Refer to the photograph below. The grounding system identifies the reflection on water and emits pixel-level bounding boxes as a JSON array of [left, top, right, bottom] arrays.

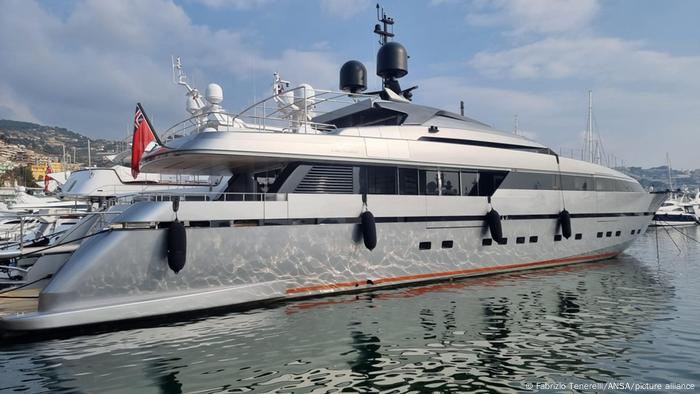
[[2, 228, 700, 393]]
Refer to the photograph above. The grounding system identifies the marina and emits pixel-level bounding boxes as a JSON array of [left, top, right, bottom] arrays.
[[0, 10, 667, 332], [1, 1, 699, 392]]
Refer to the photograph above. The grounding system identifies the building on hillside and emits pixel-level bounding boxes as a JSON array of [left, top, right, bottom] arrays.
[[30, 162, 65, 180]]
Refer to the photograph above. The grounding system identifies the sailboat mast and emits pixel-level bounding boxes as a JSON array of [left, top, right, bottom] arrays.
[[666, 152, 674, 191], [587, 90, 593, 163]]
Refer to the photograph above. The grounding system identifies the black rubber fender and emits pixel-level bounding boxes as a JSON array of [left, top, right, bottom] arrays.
[[560, 209, 572, 239], [167, 220, 187, 273], [361, 211, 377, 251], [486, 209, 503, 243]]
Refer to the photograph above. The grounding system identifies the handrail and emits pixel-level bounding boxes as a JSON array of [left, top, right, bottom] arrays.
[[128, 191, 289, 202], [161, 86, 377, 139]]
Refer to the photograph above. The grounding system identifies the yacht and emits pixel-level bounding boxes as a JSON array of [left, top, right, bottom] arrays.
[[6, 189, 85, 212], [0, 11, 667, 332], [59, 162, 227, 205], [651, 191, 700, 227]]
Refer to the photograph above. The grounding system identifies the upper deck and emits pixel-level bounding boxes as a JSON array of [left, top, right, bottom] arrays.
[[141, 85, 633, 182]]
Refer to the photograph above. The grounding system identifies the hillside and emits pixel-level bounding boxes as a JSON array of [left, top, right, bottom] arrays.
[[0, 119, 122, 166]]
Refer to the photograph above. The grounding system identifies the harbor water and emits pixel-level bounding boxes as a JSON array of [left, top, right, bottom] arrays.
[[1, 228, 699, 393]]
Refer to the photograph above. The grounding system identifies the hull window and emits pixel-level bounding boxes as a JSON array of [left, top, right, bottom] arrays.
[[460, 172, 479, 196], [501, 172, 556, 190], [419, 170, 440, 195], [561, 175, 594, 191], [399, 168, 419, 195], [478, 171, 508, 197], [363, 166, 398, 194], [440, 171, 460, 196]]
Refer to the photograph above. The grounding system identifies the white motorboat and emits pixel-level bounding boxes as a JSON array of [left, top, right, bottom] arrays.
[[6, 189, 86, 212], [651, 191, 700, 227], [59, 164, 227, 204], [0, 10, 667, 332]]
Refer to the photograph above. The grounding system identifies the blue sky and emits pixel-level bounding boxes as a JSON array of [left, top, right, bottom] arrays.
[[1, 0, 699, 168]]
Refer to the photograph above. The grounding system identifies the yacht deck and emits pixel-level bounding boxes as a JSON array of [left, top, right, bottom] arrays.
[[0, 288, 39, 318]]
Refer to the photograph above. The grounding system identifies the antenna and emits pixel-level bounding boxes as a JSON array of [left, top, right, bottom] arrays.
[[172, 56, 194, 92], [666, 152, 674, 191], [374, 4, 394, 46], [513, 114, 519, 135], [586, 90, 593, 162]]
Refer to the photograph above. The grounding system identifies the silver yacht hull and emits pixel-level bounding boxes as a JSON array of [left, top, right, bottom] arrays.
[[1, 196, 661, 332]]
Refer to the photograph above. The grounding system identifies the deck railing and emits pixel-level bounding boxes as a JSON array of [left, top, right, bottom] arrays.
[[113, 192, 288, 205], [160, 87, 376, 141]]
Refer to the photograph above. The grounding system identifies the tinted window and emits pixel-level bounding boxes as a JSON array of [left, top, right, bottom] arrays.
[[398, 168, 419, 195], [461, 172, 479, 196], [441, 171, 460, 195], [595, 178, 615, 191], [365, 166, 397, 194], [420, 170, 440, 195], [561, 175, 593, 191], [501, 172, 556, 190], [594, 177, 643, 192], [478, 171, 508, 196]]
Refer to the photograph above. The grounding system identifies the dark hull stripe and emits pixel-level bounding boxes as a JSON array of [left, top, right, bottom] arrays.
[[145, 212, 654, 229], [652, 214, 697, 222]]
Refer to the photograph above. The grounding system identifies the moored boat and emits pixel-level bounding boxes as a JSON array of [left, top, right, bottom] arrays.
[[0, 10, 667, 333]]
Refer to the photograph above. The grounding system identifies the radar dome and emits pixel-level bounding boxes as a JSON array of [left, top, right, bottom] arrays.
[[294, 83, 316, 105], [339, 60, 367, 93], [205, 83, 223, 104], [376, 41, 408, 80]]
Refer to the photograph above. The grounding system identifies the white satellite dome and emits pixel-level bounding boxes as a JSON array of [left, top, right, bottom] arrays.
[[205, 83, 223, 104], [294, 83, 315, 105]]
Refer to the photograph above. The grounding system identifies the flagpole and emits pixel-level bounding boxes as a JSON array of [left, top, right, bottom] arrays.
[[137, 102, 163, 145]]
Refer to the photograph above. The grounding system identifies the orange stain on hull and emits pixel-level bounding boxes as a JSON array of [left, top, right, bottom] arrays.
[[285, 252, 618, 295]]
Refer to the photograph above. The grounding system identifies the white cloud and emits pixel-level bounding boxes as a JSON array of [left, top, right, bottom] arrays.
[[415, 76, 557, 130], [466, 0, 599, 35], [0, 83, 40, 123], [470, 37, 700, 88], [191, 0, 275, 9], [319, 0, 372, 19], [0, 0, 340, 138]]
